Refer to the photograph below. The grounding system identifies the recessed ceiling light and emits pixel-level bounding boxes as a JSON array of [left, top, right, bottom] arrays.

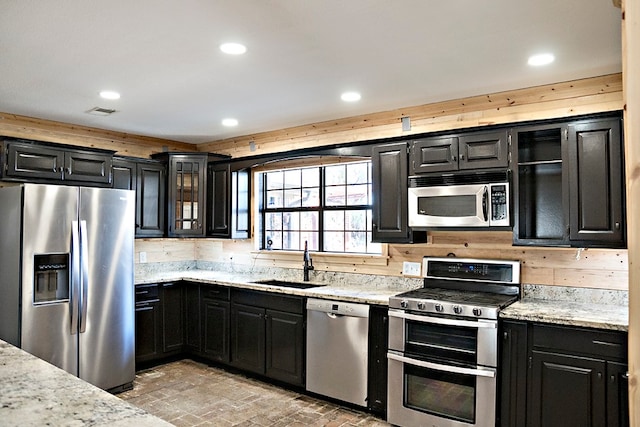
[[341, 91, 361, 102], [99, 90, 120, 100], [220, 43, 247, 55], [528, 53, 555, 67], [222, 118, 239, 127]]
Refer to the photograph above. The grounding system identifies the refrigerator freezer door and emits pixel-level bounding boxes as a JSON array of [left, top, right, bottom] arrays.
[[78, 187, 135, 390], [21, 184, 79, 376]]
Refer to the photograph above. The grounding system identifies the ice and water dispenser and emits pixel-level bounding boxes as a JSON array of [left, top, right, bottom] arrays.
[[33, 254, 69, 304]]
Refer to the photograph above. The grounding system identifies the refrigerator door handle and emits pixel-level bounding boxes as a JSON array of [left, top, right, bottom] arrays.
[[79, 220, 89, 334], [70, 221, 80, 335]]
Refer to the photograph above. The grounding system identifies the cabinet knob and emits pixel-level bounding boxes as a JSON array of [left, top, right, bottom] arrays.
[[615, 222, 621, 230], [597, 372, 603, 380]]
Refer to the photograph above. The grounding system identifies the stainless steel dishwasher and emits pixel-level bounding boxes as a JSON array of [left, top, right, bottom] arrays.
[[305, 298, 370, 407]]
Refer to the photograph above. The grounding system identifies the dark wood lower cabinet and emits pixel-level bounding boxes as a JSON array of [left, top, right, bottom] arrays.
[[134, 284, 161, 364], [230, 290, 305, 387], [231, 303, 266, 374], [367, 305, 388, 416], [202, 298, 230, 363], [528, 351, 606, 427], [265, 309, 304, 386], [499, 320, 629, 427], [160, 282, 184, 354]]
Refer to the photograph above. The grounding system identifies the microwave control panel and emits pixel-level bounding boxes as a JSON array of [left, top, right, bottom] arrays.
[[489, 184, 509, 226]]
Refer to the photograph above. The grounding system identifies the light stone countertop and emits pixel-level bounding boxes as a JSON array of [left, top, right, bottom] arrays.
[[135, 270, 408, 305], [136, 268, 630, 331], [0, 339, 173, 427], [500, 299, 628, 331]]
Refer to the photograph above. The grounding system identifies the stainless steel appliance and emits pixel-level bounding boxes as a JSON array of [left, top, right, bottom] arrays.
[[408, 172, 510, 228], [0, 183, 135, 392], [387, 257, 520, 427], [306, 298, 370, 406]]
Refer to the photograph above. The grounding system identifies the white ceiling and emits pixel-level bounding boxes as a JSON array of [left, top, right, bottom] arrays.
[[0, 0, 622, 145]]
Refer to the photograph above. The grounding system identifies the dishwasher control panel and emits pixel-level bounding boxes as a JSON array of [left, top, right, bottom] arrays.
[[306, 298, 370, 317]]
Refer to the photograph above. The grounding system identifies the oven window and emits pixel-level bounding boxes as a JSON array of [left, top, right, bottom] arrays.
[[405, 364, 476, 424], [406, 321, 477, 365], [417, 195, 476, 217]]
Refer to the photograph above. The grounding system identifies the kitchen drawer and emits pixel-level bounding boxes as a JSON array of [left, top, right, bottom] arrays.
[[135, 284, 159, 302], [232, 289, 304, 314], [201, 284, 230, 301], [531, 324, 626, 360]]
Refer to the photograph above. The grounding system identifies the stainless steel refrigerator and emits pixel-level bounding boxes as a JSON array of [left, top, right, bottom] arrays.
[[0, 183, 135, 392]]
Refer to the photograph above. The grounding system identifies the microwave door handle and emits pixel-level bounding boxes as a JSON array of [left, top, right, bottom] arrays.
[[387, 352, 496, 378], [482, 186, 488, 222]]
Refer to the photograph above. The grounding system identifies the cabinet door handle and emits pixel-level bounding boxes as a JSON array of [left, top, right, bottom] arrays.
[[615, 222, 621, 230], [597, 372, 603, 380]]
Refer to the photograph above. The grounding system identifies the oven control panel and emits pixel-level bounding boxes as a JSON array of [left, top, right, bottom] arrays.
[[391, 298, 501, 320]]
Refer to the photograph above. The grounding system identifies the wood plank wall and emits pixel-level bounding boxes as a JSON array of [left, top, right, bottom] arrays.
[[0, 74, 628, 290], [621, 0, 639, 422], [197, 74, 623, 158], [0, 112, 195, 158]]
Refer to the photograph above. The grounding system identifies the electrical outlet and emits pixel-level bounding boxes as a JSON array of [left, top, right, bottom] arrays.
[[402, 261, 421, 276], [139, 251, 147, 263]]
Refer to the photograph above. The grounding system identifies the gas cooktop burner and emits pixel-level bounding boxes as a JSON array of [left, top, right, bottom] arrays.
[[389, 257, 521, 320]]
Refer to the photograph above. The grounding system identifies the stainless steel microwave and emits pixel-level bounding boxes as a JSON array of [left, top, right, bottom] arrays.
[[408, 180, 510, 228]]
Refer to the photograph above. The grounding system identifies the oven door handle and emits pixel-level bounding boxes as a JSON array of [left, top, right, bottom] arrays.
[[388, 310, 496, 329], [387, 352, 496, 378]]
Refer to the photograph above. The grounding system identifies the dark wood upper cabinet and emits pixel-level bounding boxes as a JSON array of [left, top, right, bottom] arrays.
[[152, 153, 208, 237], [136, 161, 166, 237], [113, 157, 165, 238], [207, 162, 250, 239], [371, 142, 410, 243], [568, 118, 624, 245], [513, 114, 625, 248], [409, 130, 508, 175], [2, 139, 113, 185], [207, 162, 230, 236]]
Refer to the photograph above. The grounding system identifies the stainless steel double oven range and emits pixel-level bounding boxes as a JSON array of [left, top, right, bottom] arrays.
[[387, 257, 520, 427]]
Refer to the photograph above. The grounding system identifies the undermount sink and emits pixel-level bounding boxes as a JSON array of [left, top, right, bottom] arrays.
[[250, 279, 325, 289]]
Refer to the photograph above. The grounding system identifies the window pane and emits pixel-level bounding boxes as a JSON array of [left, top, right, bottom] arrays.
[[345, 210, 367, 231], [283, 212, 299, 232], [300, 211, 319, 231], [325, 185, 346, 206], [301, 231, 319, 251], [267, 231, 282, 249], [323, 231, 344, 252], [266, 171, 283, 190], [283, 232, 300, 250], [347, 184, 369, 205], [302, 188, 320, 207], [266, 190, 283, 208], [265, 212, 282, 230], [325, 164, 346, 186], [284, 189, 301, 208], [284, 169, 301, 189], [324, 211, 344, 231], [302, 167, 320, 188], [346, 231, 367, 253], [347, 162, 369, 184]]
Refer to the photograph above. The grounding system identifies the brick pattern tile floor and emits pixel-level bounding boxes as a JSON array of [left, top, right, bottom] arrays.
[[118, 359, 391, 427]]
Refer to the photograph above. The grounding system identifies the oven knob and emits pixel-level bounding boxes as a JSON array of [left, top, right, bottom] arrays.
[[473, 308, 482, 317], [417, 302, 426, 310], [435, 304, 444, 312], [400, 300, 409, 309], [453, 305, 463, 314]]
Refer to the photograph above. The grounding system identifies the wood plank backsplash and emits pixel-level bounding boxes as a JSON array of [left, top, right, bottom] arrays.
[[136, 234, 629, 291]]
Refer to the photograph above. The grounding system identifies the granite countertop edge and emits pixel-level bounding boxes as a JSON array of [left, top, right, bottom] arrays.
[[0, 340, 172, 427], [137, 270, 630, 331], [500, 299, 629, 331], [135, 270, 403, 305]]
